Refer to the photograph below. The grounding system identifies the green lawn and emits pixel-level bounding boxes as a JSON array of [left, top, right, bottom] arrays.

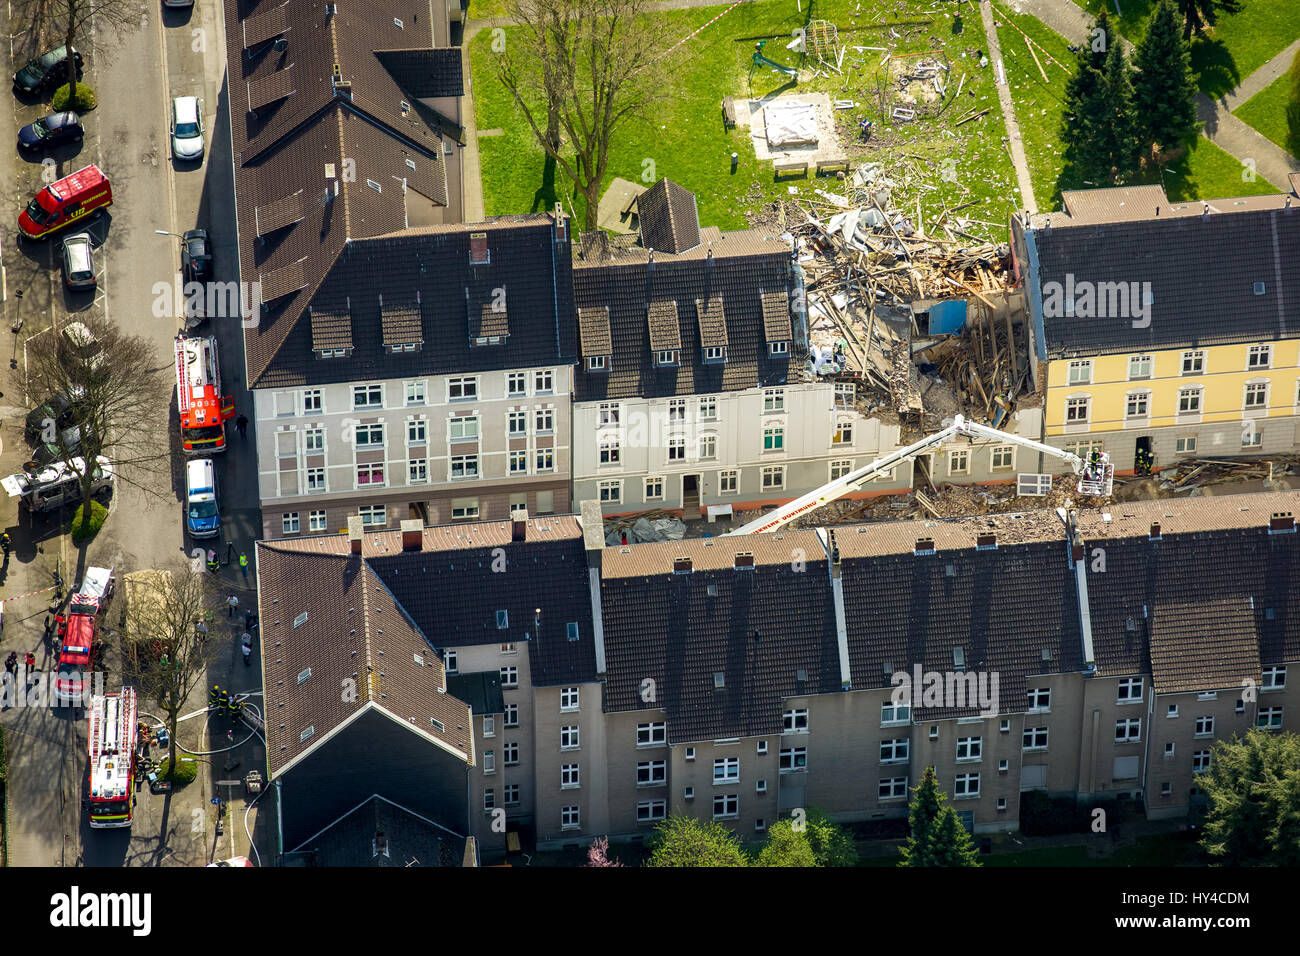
[[1234, 68, 1300, 157], [471, 0, 1023, 232], [1079, 0, 1300, 98], [467, 0, 512, 20]]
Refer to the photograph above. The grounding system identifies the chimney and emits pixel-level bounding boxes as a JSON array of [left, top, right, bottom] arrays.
[[1149, 522, 1161, 541], [579, 500, 607, 675], [511, 507, 529, 542], [347, 516, 364, 555], [976, 532, 997, 550], [915, 537, 935, 555], [734, 552, 755, 570], [400, 518, 422, 551], [1155, 205, 1160, 216], [1202, 201, 1210, 216], [554, 202, 568, 243], [647, 249, 655, 272], [1286, 195, 1293, 210], [673, 556, 693, 574], [1269, 511, 1295, 533], [470, 232, 488, 265]]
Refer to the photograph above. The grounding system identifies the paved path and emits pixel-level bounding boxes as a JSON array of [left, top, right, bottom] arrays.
[[1011, 0, 1299, 191], [978, 1, 1039, 213]]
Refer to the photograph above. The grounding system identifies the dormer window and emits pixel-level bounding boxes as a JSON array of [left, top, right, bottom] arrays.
[[703, 346, 727, 364], [656, 350, 679, 367], [316, 347, 352, 359], [388, 342, 420, 353], [473, 336, 503, 347], [587, 355, 608, 372], [469, 232, 490, 265], [769, 340, 790, 356]]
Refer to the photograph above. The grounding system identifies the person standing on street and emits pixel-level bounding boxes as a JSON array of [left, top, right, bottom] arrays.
[[24, 652, 36, 672], [235, 414, 249, 439], [238, 553, 249, 582], [227, 594, 239, 618]]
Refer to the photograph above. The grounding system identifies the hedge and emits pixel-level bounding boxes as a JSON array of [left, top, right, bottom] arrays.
[[70, 500, 107, 543], [51, 82, 96, 112]]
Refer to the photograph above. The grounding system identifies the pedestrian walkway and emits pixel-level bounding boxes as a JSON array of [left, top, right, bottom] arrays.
[[978, 0, 1038, 213]]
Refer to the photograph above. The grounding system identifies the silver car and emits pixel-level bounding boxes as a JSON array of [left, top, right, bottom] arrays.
[[170, 95, 204, 161], [60, 232, 95, 290]]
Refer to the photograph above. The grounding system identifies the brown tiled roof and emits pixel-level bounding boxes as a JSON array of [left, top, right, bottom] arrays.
[[695, 295, 728, 348], [380, 294, 422, 347], [647, 300, 680, 351], [260, 257, 308, 304], [248, 66, 296, 112], [577, 306, 611, 356], [241, 1, 288, 48], [637, 178, 702, 254], [253, 190, 303, 237], [257, 547, 473, 778], [1148, 598, 1261, 694], [761, 289, 792, 341], [309, 302, 352, 351], [375, 48, 464, 99]]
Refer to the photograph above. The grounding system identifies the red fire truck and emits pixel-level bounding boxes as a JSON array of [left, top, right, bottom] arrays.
[[19, 164, 112, 240], [175, 335, 234, 454], [87, 686, 137, 829]]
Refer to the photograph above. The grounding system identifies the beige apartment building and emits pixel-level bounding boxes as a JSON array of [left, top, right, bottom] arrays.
[[260, 492, 1300, 855]]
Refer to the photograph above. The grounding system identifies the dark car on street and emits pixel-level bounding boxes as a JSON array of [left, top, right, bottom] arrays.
[[13, 46, 83, 95], [181, 228, 212, 283], [17, 111, 83, 152], [24, 389, 83, 443]]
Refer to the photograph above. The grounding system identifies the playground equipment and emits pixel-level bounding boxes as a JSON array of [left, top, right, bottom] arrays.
[[752, 40, 797, 79]]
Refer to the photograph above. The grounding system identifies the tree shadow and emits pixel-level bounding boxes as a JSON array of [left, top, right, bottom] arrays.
[[1190, 36, 1240, 101], [529, 154, 559, 213], [1287, 97, 1300, 158]]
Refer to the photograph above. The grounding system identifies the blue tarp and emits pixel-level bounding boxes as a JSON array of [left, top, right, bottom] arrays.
[[928, 299, 968, 335]]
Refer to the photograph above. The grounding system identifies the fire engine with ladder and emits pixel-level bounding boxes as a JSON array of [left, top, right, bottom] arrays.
[[727, 414, 1114, 536], [87, 686, 137, 829], [175, 335, 234, 454]]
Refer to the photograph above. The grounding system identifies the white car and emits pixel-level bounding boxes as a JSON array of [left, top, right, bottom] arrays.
[[170, 96, 204, 161]]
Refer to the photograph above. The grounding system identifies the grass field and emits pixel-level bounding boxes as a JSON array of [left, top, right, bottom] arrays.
[[471, 0, 1023, 231], [1234, 68, 1300, 157]]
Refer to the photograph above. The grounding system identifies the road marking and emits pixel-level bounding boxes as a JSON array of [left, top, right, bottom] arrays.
[[155, 6, 181, 261]]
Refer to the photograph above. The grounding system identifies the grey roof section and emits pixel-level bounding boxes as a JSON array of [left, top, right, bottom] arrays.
[[446, 672, 506, 716], [375, 48, 464, 99], [637, 178, 702, 254], [286, 794, 467, 867]]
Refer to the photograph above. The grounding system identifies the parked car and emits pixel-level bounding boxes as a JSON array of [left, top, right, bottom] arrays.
[[18, 164, 111, 240], [24, 389, 84, 443], [181, 228, 212, 283], [59, 321, 104, 371], [17, 111, 83, 152], [170, 96, 204, 161], [185, 458, 221, 538], [30, 421, 92, 467], [60, 232, 96, 290], [12, 46, 83, 95], [0, 456, 113, 513]]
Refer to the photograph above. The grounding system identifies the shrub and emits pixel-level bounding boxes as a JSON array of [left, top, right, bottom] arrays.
[[158, 755, 198, 786], [51, 82, 96, 112], [70, 500, 107, 543]]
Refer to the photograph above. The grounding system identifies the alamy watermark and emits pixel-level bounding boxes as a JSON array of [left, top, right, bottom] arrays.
[[151, 275, 261, 327], [1041, 274, 1152, 329], [1, 667, 103, 710], [890, 666, 1000, 717]]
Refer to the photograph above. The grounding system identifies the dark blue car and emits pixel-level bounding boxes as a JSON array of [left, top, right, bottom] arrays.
[[18, 111, 83, 152]]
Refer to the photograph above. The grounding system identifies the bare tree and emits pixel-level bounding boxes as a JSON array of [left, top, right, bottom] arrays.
[[13, 0, 139, 99], [496, 0, 669, 231], [122, 564, 220, 780], [25, 313, 170, 529]]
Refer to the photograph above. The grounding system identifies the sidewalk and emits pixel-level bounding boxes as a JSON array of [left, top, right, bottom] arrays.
[[978, 0, 1038, 213]]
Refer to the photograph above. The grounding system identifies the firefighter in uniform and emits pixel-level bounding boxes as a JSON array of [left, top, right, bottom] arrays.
[[209, 684, 221, 709]]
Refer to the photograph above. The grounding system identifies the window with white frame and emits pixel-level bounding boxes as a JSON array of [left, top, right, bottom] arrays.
[[305, 426, 324, 452], [1243, 425, 1262, 448], [637, 722, 666, 746], [560, 687, 579, 712], [697, 433, 717, 459], [763, 426, 784, 452], [536, 449, 555, 471], [712, 794, 738, 819], [879, 777, 908, 800], [504, 704, 519, 728], [352, 384, 383, 409], [448, 377, 478, 401], [783, 709, 808, 732], [1263, 665, 1286, 690], [504, 784, 520, 806], [1245, 382, 1268, 409], [308, 510, 327, 532], [561, 764, 580, 789], [1128, 355, 1153, 380], [483, 789, 495, 811], [833, 419, 853, 445], [483, 716, 495, 738], [655, 350, 679, 367], [586, 355, 607, 372], [835, 383, 855, 407], [1115, 718, 1141, 742], [406, 419, 427, 445], [880, 739, 909, 764], [1195, 716, 1214, 737], [757, 741, 768, 755], [881, 701, 910, 725], [354, 423, 384, 448], [1181, 350, 1204, 375], [507, 373, 526, 397], [1248, 344, 1272, 370], [449, 416, 478, 441], [1027, 688, 1050, 712], [719, 470, 738, 495], [1065, 440, 1103, 460], [508, 451, 527, 475], [1177, 387, 1202, 415], [535, 408, 554, 433], [358, 505, 386, 527], [561, 805, 580, 829], [645, 476, 664, 500], [405, 380, 426, 405], [450, 455, 479, 480], [1192, 751, 1212, 773], [1117, 678, 1143, 702], [1023, 727, 1048, 750], [1066, 396, 1090, 423], [451, 498, 479, 520], [991, 445, 1014, 471], [699, 396, 718, 420], [667, 436, 685, 461], [282, 513, 299, 534], [761, 466, 785, 490], [599, 438, 621, 465], [1176, 436, 1197, 454], [1067, 360, 1092, 385], [561, 725, 580, 750], [949, 449, 969, 475], [598, 480, 622, 504], [503, 741, 519, 765], [763, 388, 785, 413], [306, 468, 325, 491], [507, 410, 527, 436], [954, 773, 980, 798], [956, 736, 982, 760], [302, 388, 322, 414], [535, 369, 554, 394], [500, 666, 518, 688], [356, 463, 385, 487], [830, 459, 853, 481], [483, 751, 496, 774], [703, 346, 726, 362], [443, 649, 458, 673], [637, 800, 667, 822], [713, 757, 740, 783], [598, 402, 620, 426], [637, 761, 666, 785], [779, 747, 807, 772], [1257, 706, 1283, 729], [1125, 391, 1149, 418]]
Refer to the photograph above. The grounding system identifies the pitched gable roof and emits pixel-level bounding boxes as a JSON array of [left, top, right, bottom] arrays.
[[1148, 598, 1260, 694], [637, 178, 701, 254]]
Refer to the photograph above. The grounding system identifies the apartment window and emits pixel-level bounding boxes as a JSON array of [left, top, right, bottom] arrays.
[[1192, 751, 1212, 773], [655, 350, 679, 367], [718, 470, 738, 495], [536, 449, 554, 472], [308, 510, 327, 532], [356, 463, 385, 486], [703, 346, 726, 362], [1257, 706, 1283, 730], [880, 739, 909, 764], [1172, 386, 1202, 415], [507, 373, 526, 397], [535, 408, 554, 433], [498, 450, 523, 476], [713, 757, 740, 784], [1117, 677, 1143, 703], [637, 722, 666, 746], [1000, 720, 1010, 733], [354, 423, 384, 448], [1181, 350, 1204, 375], [763, 426, 784, 452], [598, 480, 622, 504], [560, 687, 580, 712], [358, 505, 386, 527], [500, 641, 516, 654], [881, 702, 910, 726], [954, 773, 980, 798], [1244, 382, 1268, 409], [832, 419, 853, 445], [483, 789, 495, 811], [645, 476, 665, 501], [483, 717, 495, 738], [1066, 396, 1090, 423], [504, 704, 519, 728], [879, 777, 908, 800], [712, 794, 739, 819], [779, 747, 807, 773], [281, 513, 299, 535], [504, 784, 520, 806], [1115, 718, 1142, 743], [991, 445, 1014, 471], [1248, 344, 1272, 370], [302, 389, 322, 414], [443, 649, 458, 674], [948, 449, 969, 475], [503, 742, 519, 765], [666, 399, 687, 423], [830, 459, 853, 481], [598, 402, 620, 427], [561, 764, 580, 789], [483, 751, 496, 774], [496, 608, 509, 630], [666, 436, 685, 462], [450, 455, 479, 480], [1065, 440, 1103, 460], [560, 726, 580, 750], [755, 780, 768, 794], [1023, 727, 1048, 751], [599, 438, 621, 466], [955, 736, 982, 761], [783, 709, 808, 733], [761, 466, 785, 491], [1067, 360, 1092, 385], [1125, 391, 1149, 419], [449, 416, 478, 441], [405, 380, 426, 405], [1263, 665, 1287, 690], [533, 369, 554, 394], [450, 498, 480, 520], [304, 426, 324, 452], [685, 748, 695, 761], [698, 434, 718, 460], [352, 384, 383, 409], [500, 666, 518, 688], [763, 388, 785, 413], [1128, 354, 1153, 380], [448, 377, 478, 401], [1164, 742, 1175, 757], [561, 806, 580, 829], [1243, 427, 1263, 448], [699, 396, 718, 421], [756, 740, 768, 755], [637, 800, 667, 822], [1176, 436, 1197, 455], [1193, 716, 1215, 738], [637, 761, 666, 785], [306, 467, 325, 492], [1167, 704, 1180, 718], [586, 356, 607, 372]]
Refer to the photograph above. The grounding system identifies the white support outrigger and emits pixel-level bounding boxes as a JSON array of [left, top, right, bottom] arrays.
[[727, 414, 1113, 536]]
